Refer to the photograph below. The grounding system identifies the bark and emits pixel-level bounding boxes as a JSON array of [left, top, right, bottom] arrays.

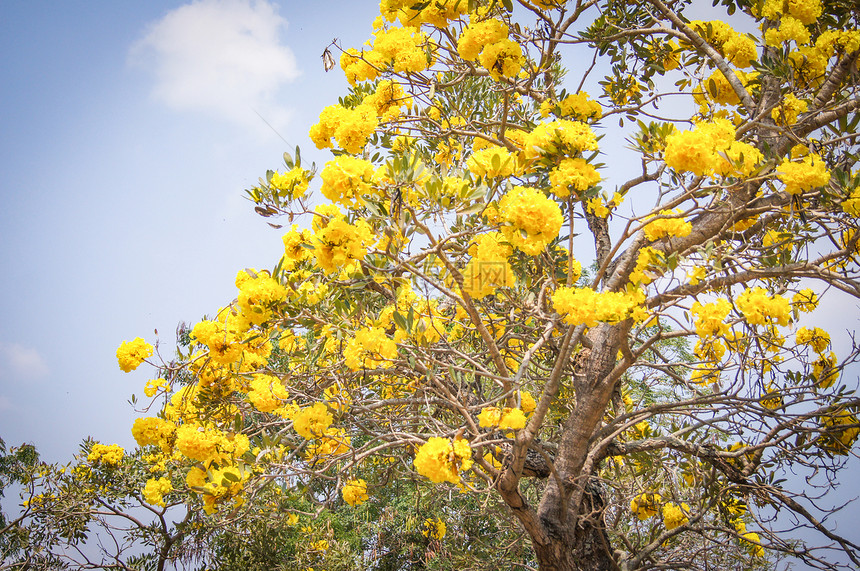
[[504, 323, 625, 571]]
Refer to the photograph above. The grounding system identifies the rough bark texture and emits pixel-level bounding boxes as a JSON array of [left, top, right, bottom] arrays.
[[517, 323, 624, 570]]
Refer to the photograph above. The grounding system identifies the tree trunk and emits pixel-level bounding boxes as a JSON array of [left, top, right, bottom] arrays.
[[532, 478, 616, 571], [526, 323, 626, 570]]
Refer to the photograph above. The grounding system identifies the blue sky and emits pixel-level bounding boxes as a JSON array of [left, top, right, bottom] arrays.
[[0, 0, 379, 462]]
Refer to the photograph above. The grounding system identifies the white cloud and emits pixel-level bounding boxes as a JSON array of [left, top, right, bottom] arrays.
[[130, 0, 300, 127], [0, 343, 49, 380]]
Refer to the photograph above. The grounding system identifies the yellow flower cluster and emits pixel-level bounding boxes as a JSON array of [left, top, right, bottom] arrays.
[[818, 408, 859, 455], [458, 19, 508, 62], [552, 287, 641, 327], [759, 0, 823, 25], [340, 48, 384, 85], [143, 476, 173, 508], [237, 270, 288, 326], [736, 287, 791, 326], [796, 327, 830, 353], [701, 68, 757, 106], [310, 208, 375, 273], [643, 210, 693, 241], [131, 417, 175, 452], [776, 154, 830, 195], [319, 156, 375, 207], [247, 374, 290, 415], [343, 326, 398, 371], [586, 192, 623, 218], [306, 427, 351, 460], [175, 424, 249, 465], [689, 20, 758, 68], [116, 337, 153, 373], [662, 502, 690, 530], [372, 26, 430, 73], [381, 0, 467, 28], [630, 492, 662, 520], [477, 406, 527, 430], [765, 16, 811, 46], [187, 464, 248, 514], [479, 38, 524, 81], [87, 443, 124, 466], [270, 166, 312, 200], [466, 146, 518, 179], [742, 531, 766, 557], [341, 478, 369, 507], [549, 157, 601, 197], [293, 402, 334, 440], [524, 119, 599, 160], [191, 319, 241, 365], [144, 378, 169, 397], [461, 232, 515, 299], [310, 103, 378, 154], [363, 79, 412, 121], [663, 118, 743, 177], [282, 226, 314, 270], [413, 437, 472, 484], [690, 299, 732, 337], [771, 93, 808, 125], [792, 288, 819, 312], [812, 349, 839, 388], [422, 517, 447, 539], [540, 92, 603, 121], [498, 186, 563, 255]]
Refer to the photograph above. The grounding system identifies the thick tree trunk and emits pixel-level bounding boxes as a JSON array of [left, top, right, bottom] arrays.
[[532, 478, 615, 571], [520, 323, 626, 570]]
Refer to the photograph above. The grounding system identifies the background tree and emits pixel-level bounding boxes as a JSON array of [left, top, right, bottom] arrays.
[[5, 0, 860, 569]]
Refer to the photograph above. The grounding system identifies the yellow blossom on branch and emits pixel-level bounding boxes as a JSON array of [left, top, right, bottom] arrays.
[[116, 337, 153, 373], [413, 437, 472, 484]]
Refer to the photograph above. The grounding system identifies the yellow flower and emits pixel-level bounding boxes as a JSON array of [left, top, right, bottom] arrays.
[[742, 531, 765, 557], [143, 477, 172, 508], [777, 154, 830, 195], [87, 443, 124, 466], [643, 210, 692, 241], [662, 502, 689, 530], [795, 327, 830, 353], [630, 492, 661, 520], [498, 186, 563, 256], [690, 299, 732, 337], [550, 158, 601, 197], [116, 337, 153, 373], [736, 287, 791, 326], [818, 408, 859, 455], [131, 417, 175, 452], [144, 378, 169, 398], [478, 406, 527, 430], [792, 288, 818, 312], [342, 479, 369, 507], [344, 326, 398, 371], [478, 38, 523, 81], [293, 403, 334, 440], [458, 19, 508, 61], [320, 156, 376, 207], [414, 437, 472, 484], [269, 166, 312, 200], [422, 517, 447, 539]]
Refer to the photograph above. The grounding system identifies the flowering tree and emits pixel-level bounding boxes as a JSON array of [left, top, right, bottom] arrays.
[[6, 0, 860, 569]]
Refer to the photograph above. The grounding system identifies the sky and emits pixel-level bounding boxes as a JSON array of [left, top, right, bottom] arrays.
[[1, 0, 859, 559], [0, 0, 380, 462]]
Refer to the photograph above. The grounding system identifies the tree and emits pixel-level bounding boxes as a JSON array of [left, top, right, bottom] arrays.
[[5, 0, 860, 569]]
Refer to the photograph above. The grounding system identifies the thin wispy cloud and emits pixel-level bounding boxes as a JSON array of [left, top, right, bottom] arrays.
[[130, 0, 300, 128], [0, 343, 49, 380]]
